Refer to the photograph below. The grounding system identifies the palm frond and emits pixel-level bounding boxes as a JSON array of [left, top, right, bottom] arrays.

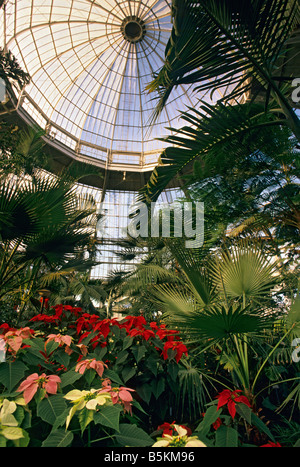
[[148, 0, 300, 118], [209, 240, 280, 302], [165, 303, 274, 344], [139, 101, 285, 203]]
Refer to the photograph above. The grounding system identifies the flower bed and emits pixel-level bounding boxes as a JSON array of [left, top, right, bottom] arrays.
[[0, 305, 286, 447]]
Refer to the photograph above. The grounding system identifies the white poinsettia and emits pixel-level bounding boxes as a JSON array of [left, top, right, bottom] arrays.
[[0, 399, 24, 442], [152, 424, 206, 447], [64, 388, 111, 428]]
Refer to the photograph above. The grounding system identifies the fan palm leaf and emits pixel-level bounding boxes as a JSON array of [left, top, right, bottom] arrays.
[[0, 172, 98, 302], [163, 304, 274, 360], [209, 240, 280, 304]]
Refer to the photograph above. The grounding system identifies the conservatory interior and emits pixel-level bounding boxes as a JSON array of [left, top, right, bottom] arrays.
[[0, 0, 299, 448]]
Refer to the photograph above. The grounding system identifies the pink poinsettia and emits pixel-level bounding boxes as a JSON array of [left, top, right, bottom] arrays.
[[0, 327, 34, 354], [76, 343, 89, 356], [75, 358, 107, 378], [100, 379, 135, 414], [17, 373, 61, 404], [45, 333, 73, 354]]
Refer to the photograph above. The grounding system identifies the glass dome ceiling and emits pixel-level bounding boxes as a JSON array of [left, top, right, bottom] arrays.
[[1, 0, 213, 170]]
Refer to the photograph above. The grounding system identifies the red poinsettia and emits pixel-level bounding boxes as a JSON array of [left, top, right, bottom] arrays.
[[216, 389, 251, 419], [123, 315, 147, 331], [260, 441, 282, 447], [128, 327, 155, 341], [156, 324, 180, 340], [162, 340, 188, 363]]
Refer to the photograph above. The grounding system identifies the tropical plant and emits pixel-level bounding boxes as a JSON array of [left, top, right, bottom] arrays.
[[0, 302, 296, 447], [0, 171, 99, 321], [148, 0, 300, 134], [49, 272, 107, 314], [141, 0, 300, 202], [185, 124, 300, 245], [0, 47, 30, 93], [115, 235, 299, 402]]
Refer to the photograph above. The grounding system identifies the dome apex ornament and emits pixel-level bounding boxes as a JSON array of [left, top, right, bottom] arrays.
[[121, 16, 146, 43]]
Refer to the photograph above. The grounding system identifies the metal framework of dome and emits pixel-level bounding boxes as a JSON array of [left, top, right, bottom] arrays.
[[0, 0, 228, 279], [0, 0, 219, 172]]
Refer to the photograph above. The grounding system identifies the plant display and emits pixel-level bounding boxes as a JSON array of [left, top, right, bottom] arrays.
[[0, 304, 190, 447], [0, 0, 299, 450], [0, 297, 298, 447]]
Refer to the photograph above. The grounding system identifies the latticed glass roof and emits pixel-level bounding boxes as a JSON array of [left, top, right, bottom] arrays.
[[0, 0, 217, 169], [0, 0, 230, 278]]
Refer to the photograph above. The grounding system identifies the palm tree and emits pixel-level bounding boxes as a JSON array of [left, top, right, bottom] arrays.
[[0, 47, 30, 93], [48, 271, 107, 313], [185, 122, 299, 244], [0, 171, 99, 320], [0, 124, 49, 175], [148, 0, 300, 133], [146, 238, 300, 409], [120, 236, 283, 393], [141, 0, 300, 202]]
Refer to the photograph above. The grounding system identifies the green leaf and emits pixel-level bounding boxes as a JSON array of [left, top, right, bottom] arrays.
[[132, 345, 146, 363], [131, 400, 148, 415], [167, 361, 179, 381], [122, 335, 133, 350], [42, 429, 74, 447], [215, 425, 239, 447], [94, 405, 122, 432], [0, 361, 28, 392], [94, 346, 107, 361], [103, 369, 124, 385], [0, 435, 6, 447], [115, 424, 154, 447], [37, 394, 67, 425], [151, 377, 165, 399], [54, 350, 70, 368], [23, 337, 45, 353], [250, 412, 275, 442], [13, 405, 25, 426], [115, 350, 129, 365], [121, 366, 136, 383], [236, 403, 252, 424], [45, 340, 59, 355], [52, 408, 70, 431], [60, 369, 82, 388], [78, 408, 94, 434], [195, 405, 220, 436], [136, 384, 152, 405]]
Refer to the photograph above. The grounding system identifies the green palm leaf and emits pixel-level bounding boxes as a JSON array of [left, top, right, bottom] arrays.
[[209, 240, 280, 302], [139, 101, 285, 202], [165, 303, 273, 343], [149, 0, 300, 123]]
